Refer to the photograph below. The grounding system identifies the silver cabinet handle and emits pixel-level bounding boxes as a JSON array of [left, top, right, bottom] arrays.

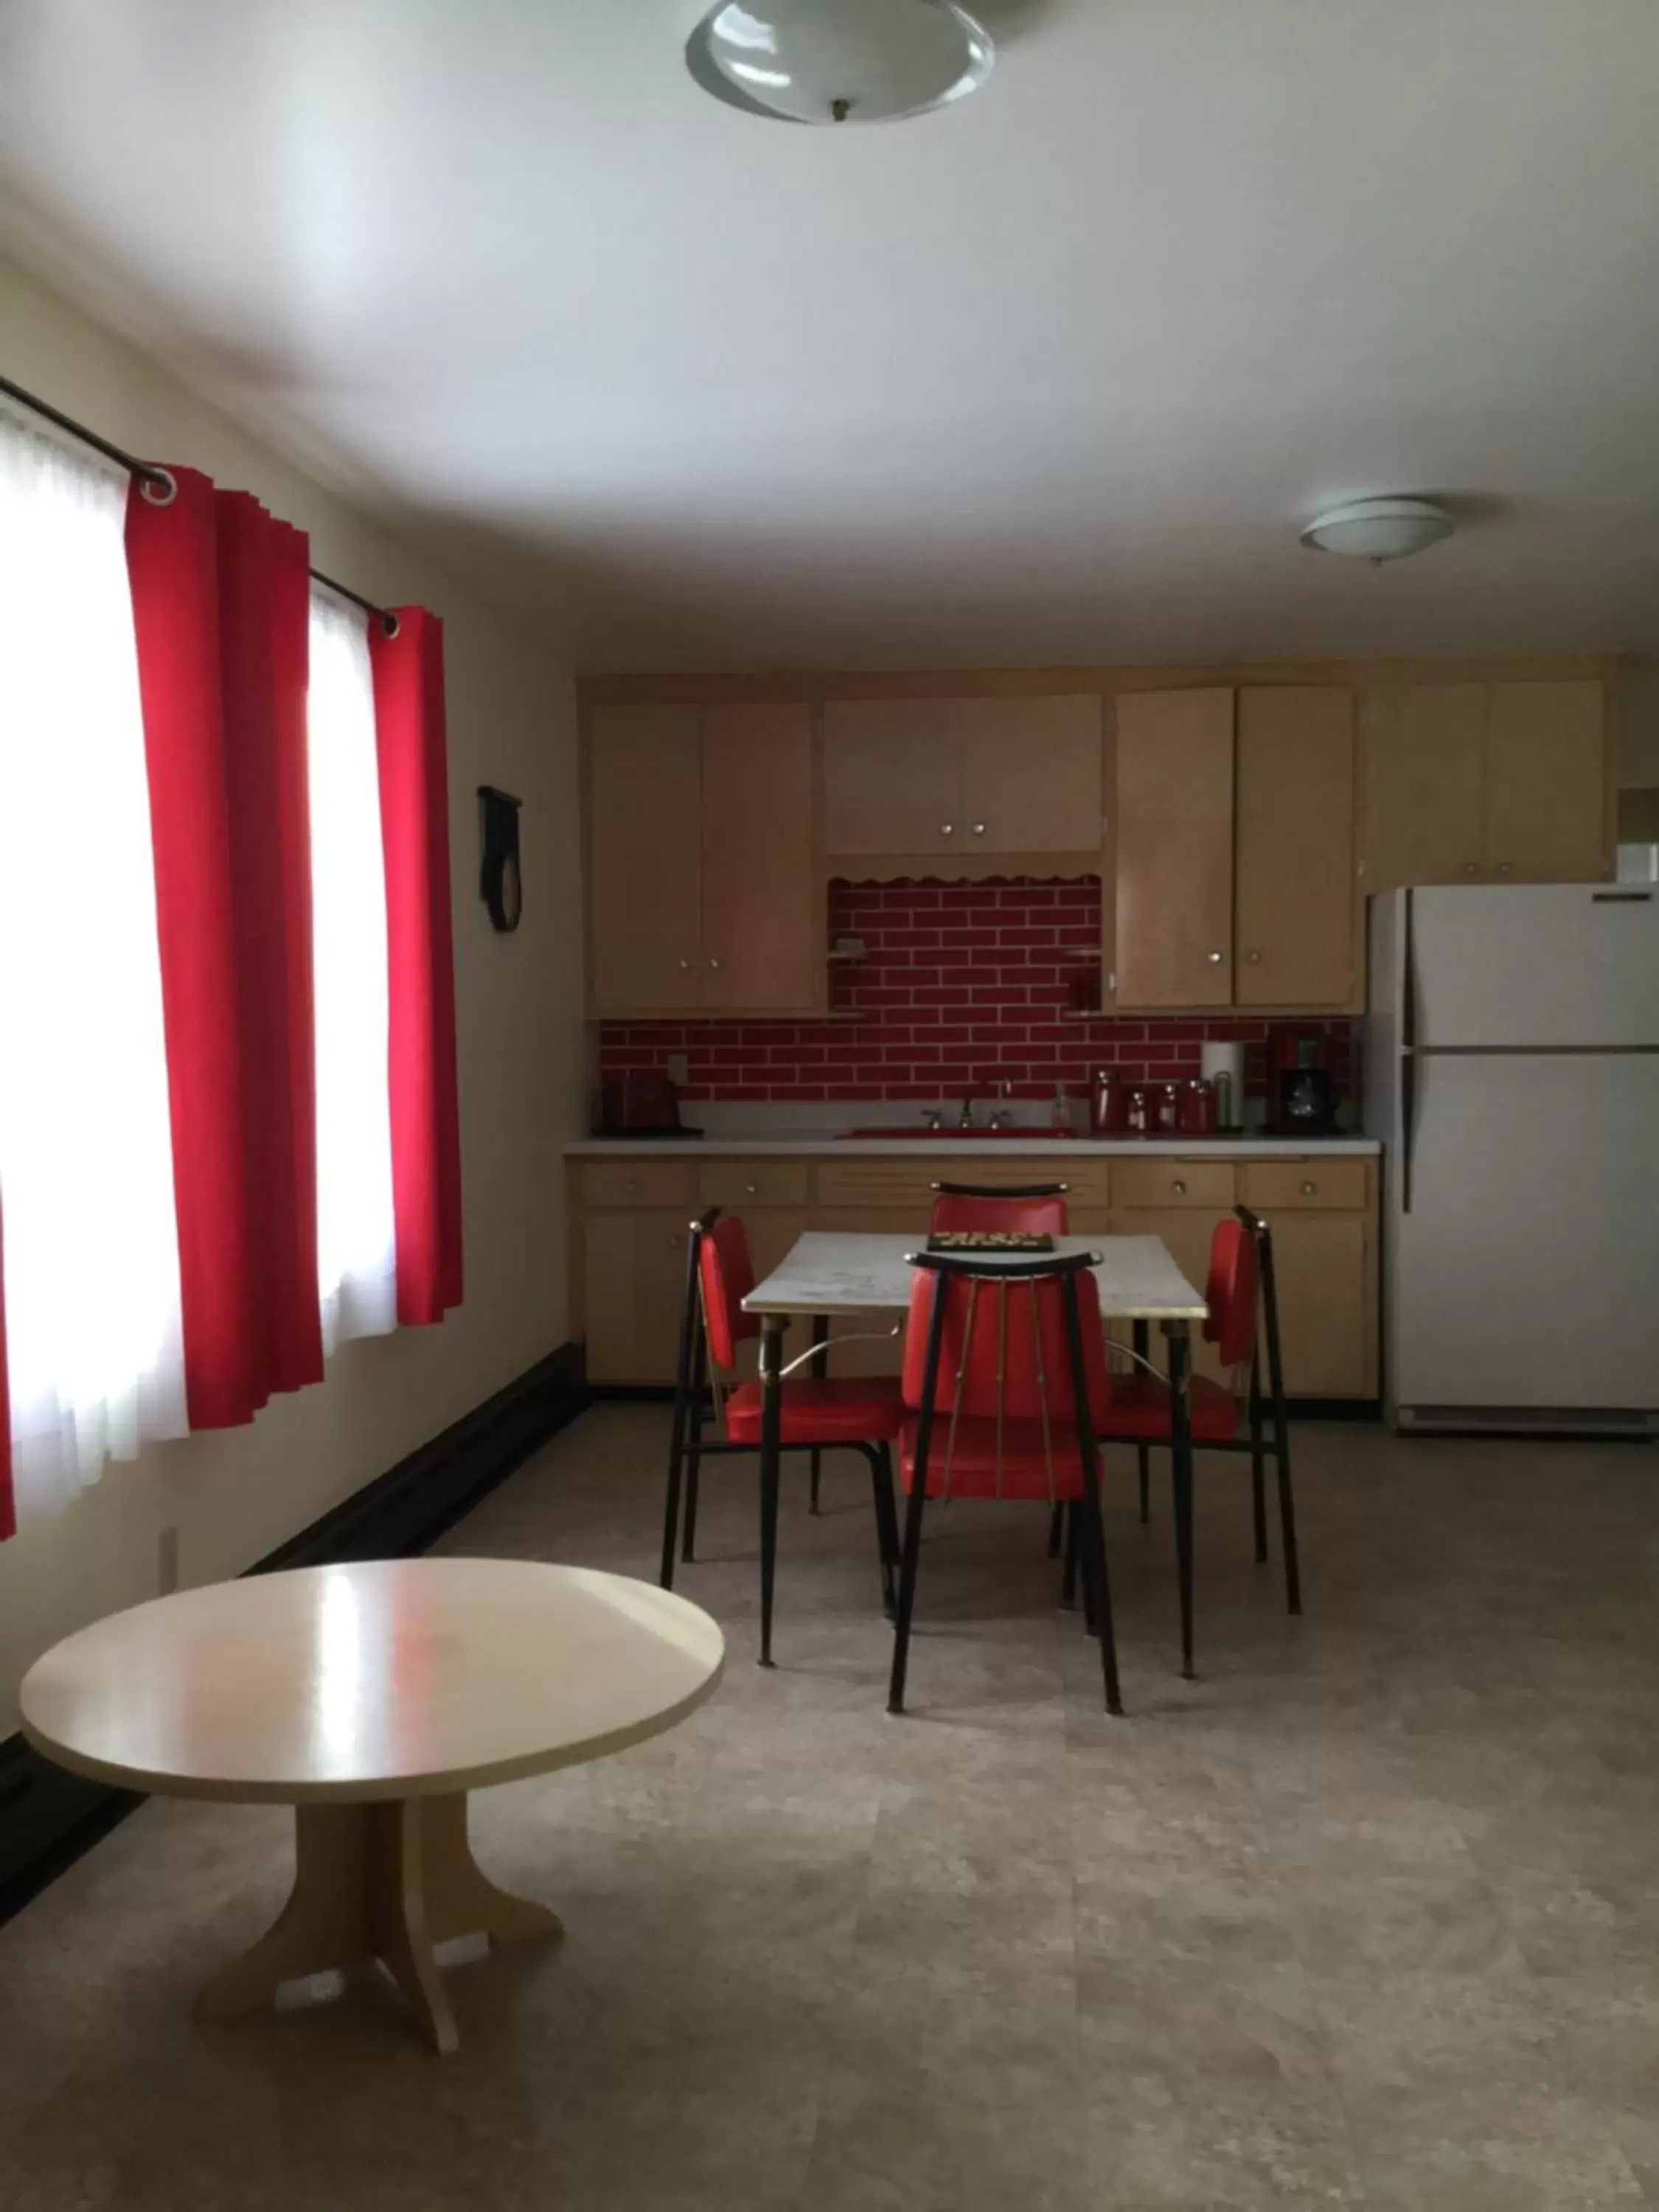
[[678, 958, 692, 970], [1245, 949, 1262, 964], [972, 821, 987, 836], [1497, 861, 1514, 876], [1206, 950, 1224, 964], [1171, 1178, 1187, 1195], [1300, 1180, 1317, 1196], [709, 957, 723, 970], [1461, 861, 1480, 877], [940, 823, 955, 836], [745, 1182, 758, 1195]]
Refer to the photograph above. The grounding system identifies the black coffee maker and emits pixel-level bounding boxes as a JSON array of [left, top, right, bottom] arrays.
[[1268, 1028, 1339, 1136]]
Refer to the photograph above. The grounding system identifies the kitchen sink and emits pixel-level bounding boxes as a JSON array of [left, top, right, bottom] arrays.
[[844, 1126, 1078, 1140]]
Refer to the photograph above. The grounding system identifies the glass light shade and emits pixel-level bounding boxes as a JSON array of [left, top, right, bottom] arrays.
[[687, 0, 993, 125], [1301, 497, 1455, 562]]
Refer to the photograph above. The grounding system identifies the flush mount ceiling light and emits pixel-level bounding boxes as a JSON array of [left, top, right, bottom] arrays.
[[686, 0, 993, 125], [1301, 496, 1456, 564]]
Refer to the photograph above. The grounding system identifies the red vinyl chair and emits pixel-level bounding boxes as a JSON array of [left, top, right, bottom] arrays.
[[928, 1180, 1071, 1235], [1097, 1205, 1302, 1617], [660, 1209, 903, 1624], [890, 1248, 1122, 1717]]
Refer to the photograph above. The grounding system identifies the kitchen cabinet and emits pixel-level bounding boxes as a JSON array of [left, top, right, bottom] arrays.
[[821, 695, 1102, 858], [1360, 681, 1610, 896], [587, 701, 817, 1015], [1484, 681, 1609, 881], [1114, 689, 1236, 1007], [587, 706, 704, 1013], [571, 1151, 1377, 1401], [1234, 688, 1357, 1008]]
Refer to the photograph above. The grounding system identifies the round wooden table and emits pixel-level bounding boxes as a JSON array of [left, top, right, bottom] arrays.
[[19, 1558, 725, 2053]]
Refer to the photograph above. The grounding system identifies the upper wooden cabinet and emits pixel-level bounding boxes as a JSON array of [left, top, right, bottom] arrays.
[[1234, 687, 1356, 1009], [1360, 679, 1610, 897], [822, 695, 1102, 857], [1114, 689, 1236, 1008], [1483, 681, 1609, 881], [586, 702, 817, 1016]]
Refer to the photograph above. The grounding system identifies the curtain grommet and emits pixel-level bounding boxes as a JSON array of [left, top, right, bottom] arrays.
[[139, 467, 178, 508], [381, 611, 400, 639]]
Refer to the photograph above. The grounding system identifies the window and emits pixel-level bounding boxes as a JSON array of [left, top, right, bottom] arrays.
[[307, 587, 398, 1353], [0, 411, 187, 1514]]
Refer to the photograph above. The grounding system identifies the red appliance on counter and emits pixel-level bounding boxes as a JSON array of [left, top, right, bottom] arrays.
[[1268, 1028, 1340, 1136], [596, 1069, 698, 1138]]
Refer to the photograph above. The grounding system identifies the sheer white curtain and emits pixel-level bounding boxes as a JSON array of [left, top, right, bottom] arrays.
[[0, 411, 188, 1516], [307, 586, 397, 1354]]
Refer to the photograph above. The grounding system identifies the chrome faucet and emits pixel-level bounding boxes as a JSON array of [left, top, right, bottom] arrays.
[[956, 1079, 986, 1130]]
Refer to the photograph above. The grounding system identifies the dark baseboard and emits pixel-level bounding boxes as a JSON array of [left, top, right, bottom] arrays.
[[0, 1341, 588, 1932], [590, 1382, 1382, 1425]]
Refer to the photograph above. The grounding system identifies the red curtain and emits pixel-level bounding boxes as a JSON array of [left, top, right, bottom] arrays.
[[125, 469, 324, 1427], [370, 609, 463, 1324]]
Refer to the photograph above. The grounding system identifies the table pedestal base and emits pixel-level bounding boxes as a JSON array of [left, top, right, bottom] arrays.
[[195, 1792, 561, 2054]]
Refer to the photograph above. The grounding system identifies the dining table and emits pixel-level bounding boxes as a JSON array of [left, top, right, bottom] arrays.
[[740, 1231, 1209, 1677]]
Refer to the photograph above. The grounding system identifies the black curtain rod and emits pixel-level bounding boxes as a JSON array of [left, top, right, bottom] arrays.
[[0, 369, 399, 637]]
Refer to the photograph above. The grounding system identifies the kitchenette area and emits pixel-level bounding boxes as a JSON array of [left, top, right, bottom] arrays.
[[569, 665, 1649, 1430]]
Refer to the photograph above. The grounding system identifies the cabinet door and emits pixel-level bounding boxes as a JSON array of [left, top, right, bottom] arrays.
[[1235, 688, 1356, 1007], [1359, 685, 1486, 894], [1114, 689, 1235, 1007], [582, 1208, 692, 1384], [588, 706, 703, 1012], [700, 704, 817, 1009], [1484, 681, 1609, 882], [1262, 1213, 1369, 1398], [822, 700, 961, 855], [956, 696, 1104, 853]]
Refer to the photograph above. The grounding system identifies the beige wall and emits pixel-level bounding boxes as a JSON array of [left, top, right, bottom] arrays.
[[0, 257, 586, 1731]]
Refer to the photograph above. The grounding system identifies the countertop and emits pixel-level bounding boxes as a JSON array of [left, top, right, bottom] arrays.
[[569, 1133, 1380, 1159]]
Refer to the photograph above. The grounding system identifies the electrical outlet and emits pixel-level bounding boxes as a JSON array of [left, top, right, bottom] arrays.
[[157, 1526, 180, 1596], [666, 1052, 689, 1088]]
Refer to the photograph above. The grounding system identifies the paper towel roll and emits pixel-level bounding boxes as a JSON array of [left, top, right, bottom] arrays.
[[1200, 1040, 1245, 1128]]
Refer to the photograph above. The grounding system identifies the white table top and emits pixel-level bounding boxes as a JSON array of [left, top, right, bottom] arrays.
[[742, 1231, 1207, 1324], [19, 1559, 725, 1806]]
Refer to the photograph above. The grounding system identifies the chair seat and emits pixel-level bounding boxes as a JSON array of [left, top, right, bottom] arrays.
[[1099, 1373, 1240, 1443], [899, 1414, 1099, 1500], [723, 1376, 904, 1448]]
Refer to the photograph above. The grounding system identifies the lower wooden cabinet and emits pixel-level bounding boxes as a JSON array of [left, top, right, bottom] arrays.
[[572, 1154, 1377, 1400]]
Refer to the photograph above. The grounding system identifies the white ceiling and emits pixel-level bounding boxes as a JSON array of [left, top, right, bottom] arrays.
[[1, 0, 1658, 672]]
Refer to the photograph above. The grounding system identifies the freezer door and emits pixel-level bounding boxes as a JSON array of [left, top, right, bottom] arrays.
[[1391, 1050, 1659, 1412], [1408, 885, 1659, 1048]]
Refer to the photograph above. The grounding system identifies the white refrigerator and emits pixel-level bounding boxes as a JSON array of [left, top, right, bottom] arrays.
[[1364, 884, 1659, 1435]]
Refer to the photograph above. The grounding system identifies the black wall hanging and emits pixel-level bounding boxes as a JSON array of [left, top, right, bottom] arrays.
[[478, 785, 524, 933]]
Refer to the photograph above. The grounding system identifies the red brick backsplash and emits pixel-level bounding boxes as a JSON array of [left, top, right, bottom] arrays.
[[599, 877, 1353, 1105]]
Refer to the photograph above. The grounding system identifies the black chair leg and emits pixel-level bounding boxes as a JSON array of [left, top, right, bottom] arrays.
[[1060, 1503, 1079, 1610], [1248, 1353, 1269, 1566], [886, 1474, 929, 1714], [1046, 1502, 1064, 1558], [864, 1443, 900, 1618], [1270, 1377, 1302, 1616], [1137, 1446, 1151, 1525], [1076, 1474, 1124, 1716], [681, 1327, 708, 1564], [810, 1451, 822, 1515]]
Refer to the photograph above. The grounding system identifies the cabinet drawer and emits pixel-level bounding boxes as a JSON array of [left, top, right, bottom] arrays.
[[1239, 1160, 1369, 1212], [814, 1156, 1100, 1214], [1113, 1159, 1235, 1211], [698, 1160, 811, 1210], [580, 1160, 695, 1208]]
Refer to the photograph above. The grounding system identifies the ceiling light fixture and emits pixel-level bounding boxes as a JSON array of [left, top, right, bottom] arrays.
[[1301, 496, 1455, 564], [686, 0, 994, 125]]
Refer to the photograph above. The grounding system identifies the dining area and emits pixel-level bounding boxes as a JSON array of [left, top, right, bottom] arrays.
[[655, 1180, 1304, 1711]]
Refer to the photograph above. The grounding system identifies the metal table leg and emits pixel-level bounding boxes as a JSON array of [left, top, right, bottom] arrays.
[[807, 1312, 830, 1513], [1164, 1318, 1197, 1680], [758, 1316, 785, 1668]]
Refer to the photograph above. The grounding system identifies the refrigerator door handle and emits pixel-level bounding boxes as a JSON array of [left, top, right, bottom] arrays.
[[1399, 1051, 1416, 1216]]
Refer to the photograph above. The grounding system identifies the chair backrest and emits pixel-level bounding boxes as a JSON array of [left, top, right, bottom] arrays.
[[902, 1251, 1112, 1427], [1203, 1214, 1260, 1369], [928, 1180, 1071, 1236], [696, 1211, 759, 1371]]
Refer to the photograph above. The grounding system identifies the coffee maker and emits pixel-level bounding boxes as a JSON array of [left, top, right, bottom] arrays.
[[1268, 1028, 1339, 1137]]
